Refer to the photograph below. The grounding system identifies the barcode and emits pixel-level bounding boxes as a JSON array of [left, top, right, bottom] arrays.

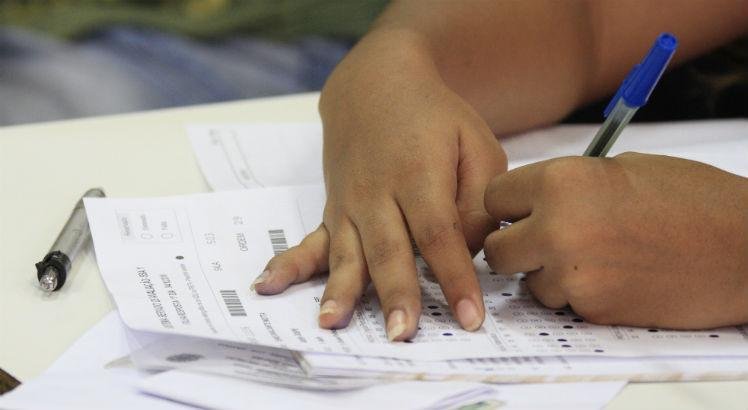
[[220, 290, 247, 317], [268, 229, 289, 255]]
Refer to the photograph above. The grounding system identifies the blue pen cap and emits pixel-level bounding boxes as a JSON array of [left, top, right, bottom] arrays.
[[604, 33, 678, 117]]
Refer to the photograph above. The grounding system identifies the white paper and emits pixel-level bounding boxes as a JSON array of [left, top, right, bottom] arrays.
[[129, 336, 377, 391], [0, 312, 189, 410], [187, 120, 748, 193], [141, 370, 625, 410], [299, 351, 748, 383], [187, 123, 323, 190], [85, 185, 748, 361], [130, 333, 748, 385], [501, 120, 748, 176]]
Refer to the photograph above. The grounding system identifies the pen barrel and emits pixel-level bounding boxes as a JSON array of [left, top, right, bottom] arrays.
[[49, 188, 105, 261], [50, 205, 90, 261], [584, 99, 637, 157]]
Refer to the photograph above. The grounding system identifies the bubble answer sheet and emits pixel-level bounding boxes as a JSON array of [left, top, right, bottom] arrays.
[[85, 184, 748, 361]]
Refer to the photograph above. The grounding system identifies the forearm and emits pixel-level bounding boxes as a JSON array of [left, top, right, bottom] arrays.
[[355, 0, 748, 135]]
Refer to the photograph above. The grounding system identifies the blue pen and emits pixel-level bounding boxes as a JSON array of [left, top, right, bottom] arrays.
[[583, 33, 678, 157]]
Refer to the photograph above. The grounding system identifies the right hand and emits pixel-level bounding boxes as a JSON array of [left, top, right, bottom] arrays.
[[252, 32, 507, 341]]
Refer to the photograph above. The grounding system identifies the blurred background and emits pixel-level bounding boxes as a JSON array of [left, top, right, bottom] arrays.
[[0, 0, 745, 127], [0, 0, 387, 126]]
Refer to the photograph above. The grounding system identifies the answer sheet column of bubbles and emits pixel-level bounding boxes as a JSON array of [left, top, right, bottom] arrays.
[[482, 271, 608, 355]]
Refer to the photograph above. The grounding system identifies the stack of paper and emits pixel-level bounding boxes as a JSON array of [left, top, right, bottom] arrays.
[[6, 120, 746, 409], [3, 312, 628, 409]]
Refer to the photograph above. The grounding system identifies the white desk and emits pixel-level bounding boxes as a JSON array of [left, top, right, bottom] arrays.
[[0, 93, 745, 408]]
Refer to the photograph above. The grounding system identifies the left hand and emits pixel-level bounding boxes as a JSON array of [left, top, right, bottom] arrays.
[[483, 152, 748, 329]]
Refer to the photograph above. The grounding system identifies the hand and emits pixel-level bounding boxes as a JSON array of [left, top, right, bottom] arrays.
[[483, 152, 748, 329], [252, 31, 507, 340]]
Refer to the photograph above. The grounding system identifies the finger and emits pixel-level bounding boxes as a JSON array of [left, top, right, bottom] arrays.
[[484, 161, 546, 222], [400, 193, 484, 331], [253, 224, 329, 295], [456, 124, 507, 252], [319, 218, 370, 329], [484, 218, 544, 275], [354, 202, 421, 341], [524, 268, 568, 309]]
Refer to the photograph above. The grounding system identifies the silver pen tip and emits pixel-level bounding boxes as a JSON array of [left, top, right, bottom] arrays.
[[39, 269, 58, 292]]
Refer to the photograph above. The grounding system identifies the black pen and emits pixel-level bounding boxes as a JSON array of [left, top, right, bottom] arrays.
[[36, 188, 106, 292]]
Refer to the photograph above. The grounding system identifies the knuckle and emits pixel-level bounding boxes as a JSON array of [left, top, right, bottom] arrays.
[[400, 186, 432, 210], [328, 247, 355, 271], [541, 157, 593, 193], [367, 238, 407, 269], [355, 209, 387, 230], [348, 178, 377, 202], [416, 220, 460, 254], [614, 151, 641, 160], [395, 158, 430, 182]]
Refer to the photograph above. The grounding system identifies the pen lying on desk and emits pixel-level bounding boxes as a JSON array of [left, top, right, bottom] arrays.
[[36, 188, 106, 292]]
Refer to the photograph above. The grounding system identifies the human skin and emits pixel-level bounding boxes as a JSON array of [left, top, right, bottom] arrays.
[[483, 153, 748, 329], [252, 0, 748, 340]]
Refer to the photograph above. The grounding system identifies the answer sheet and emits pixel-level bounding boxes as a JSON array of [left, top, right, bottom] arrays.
[[129, 335, 377, 391], [85, 185, 748, 361], [300, 351, 748, 383], [129, 332, 748, 384]]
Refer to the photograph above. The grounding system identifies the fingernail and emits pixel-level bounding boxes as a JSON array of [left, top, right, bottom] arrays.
[[250, 270, 271, 291], [319, 300, 339, 318], [386, 309, 407, 342], [456, 299, 483, 331]]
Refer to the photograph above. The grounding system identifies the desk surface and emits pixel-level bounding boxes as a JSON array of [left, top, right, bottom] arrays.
[[1, 93, 745, 409]]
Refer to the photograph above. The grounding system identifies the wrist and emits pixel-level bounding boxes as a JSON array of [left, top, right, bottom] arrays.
[[319, 28, 440, 118]]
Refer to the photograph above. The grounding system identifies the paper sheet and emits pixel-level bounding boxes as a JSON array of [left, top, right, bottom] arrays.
[[85, 185, 748, 361], [128, 331, 748, 384], [187, 120, 748, 192], [141, 370, 626, 410], [299, 351, 748, 383], [187, 123, 323, 190], [129, 336, 378, 391]]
